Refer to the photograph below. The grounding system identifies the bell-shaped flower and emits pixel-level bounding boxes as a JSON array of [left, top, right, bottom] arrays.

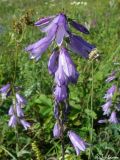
[[8, 115, 17, 128], [105, 71, 116, 83], [68, 18, 89, 34], [68, 34, 95, 58], [68, 131, 87, 155], [0, 83, 11, 99], [54, 85, 67, 102], [53, 122, 61, 138], [25, 36, 53, 61], [102, 101, 112, 116], [20, 119, 30, 130], [48, 50, 59, 75], [16, 93, 27, 105], [108, 111, 118, 124], [8, 105, 14, 116], [0, 83, 10, 93], [36, 13, 68, 46], [98, 119, 107, 124], [55, 57, 68, 86], [59, 47, 79, 83], [16, 103, 24, 117], [104, 85, 116, 100]]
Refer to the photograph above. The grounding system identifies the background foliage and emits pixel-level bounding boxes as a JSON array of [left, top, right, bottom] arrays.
[[0, 0, 120, 159]]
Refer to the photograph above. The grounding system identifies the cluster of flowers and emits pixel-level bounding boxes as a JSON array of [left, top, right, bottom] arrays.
[[0, 84, 30, 130], [98, 71, 120, 124], [25, 13, 95, 155]]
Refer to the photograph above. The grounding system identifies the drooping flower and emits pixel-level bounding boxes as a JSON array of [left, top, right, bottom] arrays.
[[59, 47, 79, 83], [35, 13, 68, 46], [55, 55, 68, 86], [98, 119, 107, 124], [68, 34, 95, 58], [53, 122, 61, 138], [102, 101, 112, 116], [105, 71, 116, 83], [0, 83, 10, 93], [25, 36, 53, 61], [54, 85, 67, 102], [68, 131, 87, 155], [20, 119, 30, 130], [8, 105, 14, 116], [68, 18, 89, 34], [108, 111, 118, 124], [8, 115, 17, 128], [48, 50, 59, 75], [104, 85, 116, 100], [16, 103, 24, 117], [0, 83, 11, 99], [16, 93, 27, 105]]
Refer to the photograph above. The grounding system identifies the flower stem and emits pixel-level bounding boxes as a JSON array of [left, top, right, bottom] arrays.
[[90, 61, 94, 159]]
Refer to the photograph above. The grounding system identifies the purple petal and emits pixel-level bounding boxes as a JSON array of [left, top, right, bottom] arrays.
[[8, 115, 17, 128], [68, 131, 87, 155], [16, 93, 27, 105], [54, 85, 67, 102], [20, 119, 30, 130], [69, 34, 95, 58], [55, 57, 68, 86], [48, 50, 59, 75], [16, 103, 24, 117], [102, 101, 112, 116], [98, 119, 107, 123], [0, 83, 10, 93], [69, 19, 89, 34], [25, 36, 52, 61], [8, 105, 14, 116], [53, 122, 61, 138], [34, 16, 55, 26], [108, 111, 118, 124], [59, 47, 79, 83]]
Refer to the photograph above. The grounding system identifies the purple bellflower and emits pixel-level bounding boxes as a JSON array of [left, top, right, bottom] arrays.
[[105, 71, 116, 83], [68, 131, 87, 155], [35, 13, 68, 46], [25, 36, 53, 61], [108, 111, 118, 124], [53, 122, 61, 138], [16, 103, 24, 117], [68, 19, 89, 34], [68, 34, 95, 58], [48, 50, 59, 75], [8, 115, 17, 128], [0, 83, 10, 93], [16, 93, 27, 105], [98, 119, 107, 124], [0, 83, 11, 99], [20, 119, 30, 130], [104, 85, 116, 100], [54, 85, 67, 102], [102, 101, 112, 116], [58, 47, 79, 83]]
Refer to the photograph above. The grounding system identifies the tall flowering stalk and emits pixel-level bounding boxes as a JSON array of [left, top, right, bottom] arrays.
[[98, 70, 120, 124], [25, 13, 96, 158], [0, 84, 30, 130]]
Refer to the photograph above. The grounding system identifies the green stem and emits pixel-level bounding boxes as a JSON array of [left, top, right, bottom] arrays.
[[89, 61, 94, 159]]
